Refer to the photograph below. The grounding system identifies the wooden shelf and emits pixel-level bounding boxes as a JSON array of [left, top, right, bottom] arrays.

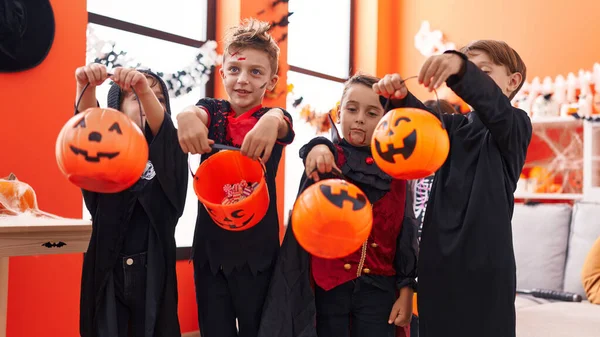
[[514, 192, 583, 200], [530, 116, 582, 125]]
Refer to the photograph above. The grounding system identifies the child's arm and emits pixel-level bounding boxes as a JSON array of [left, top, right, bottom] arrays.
[[299, 137, 340, 181], [176, 100, 214, 154], [241, 108, 295, 162], [374, 74, 466, 134], [74, 63, 109, 111], [111, 67, 165, 136], [395, 180, 419, 290], [389, 180, 419, 326], [424, 52, 532, 175]]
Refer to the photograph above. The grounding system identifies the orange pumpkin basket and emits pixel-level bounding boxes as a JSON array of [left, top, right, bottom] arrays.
[[193, 145, 269, 231], [291, 169, 373, 259], [55, 81, 148, 193]]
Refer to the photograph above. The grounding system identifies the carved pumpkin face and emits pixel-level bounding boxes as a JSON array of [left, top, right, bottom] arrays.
[[55, 107, 148, 193], [292, 179, 373, 259], [194, 150, 269, 231], [371, 108, 449, 180]]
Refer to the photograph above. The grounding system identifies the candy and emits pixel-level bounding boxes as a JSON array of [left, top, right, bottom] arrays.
[[221, 180, 259, 205]]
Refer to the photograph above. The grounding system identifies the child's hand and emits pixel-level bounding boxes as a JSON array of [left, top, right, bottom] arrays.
[[111, 67, 151, 95], [305, 144, 338, 182], [75, 63, 109, 87], [240, 110, 283, 162], [388, 287, 413, 327], [177, 108, 214, 154], [418, 53, 464, 92], [373, 74, 408, 99]]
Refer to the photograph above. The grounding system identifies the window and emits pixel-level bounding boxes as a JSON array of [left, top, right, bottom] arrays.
[[83, 1, 216, 257], [284, 0, 353, 222]]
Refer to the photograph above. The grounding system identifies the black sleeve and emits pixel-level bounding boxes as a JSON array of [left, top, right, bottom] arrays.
[[196, 98, 220, 128], [445, 51, 533, 178], [395, 180, 419, 291], [276, 108, 295, 145], [298, 137, 338, 164], [380, 91, 430, 113], [148, 116, 189, 217], [82, 190, 98, 219]]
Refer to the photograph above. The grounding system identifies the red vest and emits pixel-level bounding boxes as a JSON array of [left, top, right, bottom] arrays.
[[311, 146, 407, 291]]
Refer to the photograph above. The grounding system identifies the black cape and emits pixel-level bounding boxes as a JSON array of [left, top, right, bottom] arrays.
[[417, 55, 532, 337], [79, 71, 188, 337], [257, 95, 423, 337]]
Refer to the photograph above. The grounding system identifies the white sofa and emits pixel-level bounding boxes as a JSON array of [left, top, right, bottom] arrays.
[[512, 202, 600, 337]]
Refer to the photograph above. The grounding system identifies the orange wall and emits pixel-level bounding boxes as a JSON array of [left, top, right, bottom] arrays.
[[0, 1, 86, 336], [389, 0, 600, 100]]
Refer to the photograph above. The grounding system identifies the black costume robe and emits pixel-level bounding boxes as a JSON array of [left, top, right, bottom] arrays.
[[79, 71, 188, 337], [417, 53, 532, 337]]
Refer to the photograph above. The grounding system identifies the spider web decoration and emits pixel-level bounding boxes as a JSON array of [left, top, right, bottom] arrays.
[[86, 25, 220, 99]]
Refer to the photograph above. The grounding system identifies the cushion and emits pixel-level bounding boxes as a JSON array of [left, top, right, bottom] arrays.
[[512, 203, 572, 291]]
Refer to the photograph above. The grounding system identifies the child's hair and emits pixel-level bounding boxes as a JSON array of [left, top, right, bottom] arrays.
[[424, 99, 458, 115], [340, 73, 381, 104], [223, 18, 280, 76], [459, 40, 526, 100]]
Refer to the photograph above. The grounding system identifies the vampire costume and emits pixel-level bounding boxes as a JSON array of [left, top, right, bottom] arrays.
[[79, 70, 188, 337], [257, 94, 423, 337], [416, 51, 532, 337], [191, 98, 295, 337]]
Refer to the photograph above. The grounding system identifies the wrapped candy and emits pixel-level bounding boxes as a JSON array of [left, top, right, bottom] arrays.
[[221, 180, 259, 205]]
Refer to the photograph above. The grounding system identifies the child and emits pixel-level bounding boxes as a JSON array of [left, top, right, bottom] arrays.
[[373, 40, 532, 337], [176, 18, 294, 337], [75, 64, 188, 337], [258, 74, 419, 337]]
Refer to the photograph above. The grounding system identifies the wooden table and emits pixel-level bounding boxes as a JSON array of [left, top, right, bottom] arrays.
[[0, 215, 92, 337]]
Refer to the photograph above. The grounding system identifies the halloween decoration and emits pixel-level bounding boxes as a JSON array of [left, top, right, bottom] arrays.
[[86, 26, 219, 98], [55, 107, 148, 193], [193, 148, 269, 231], [0, 173, 37, 215], [0, 0, 56, 72], [0, 173, 60, 218], [371, 107, 450, 179], [291, 178, 373, 259]]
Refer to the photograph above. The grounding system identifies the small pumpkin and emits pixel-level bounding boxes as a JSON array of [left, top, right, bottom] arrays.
[[55, 107, 148, 193], [0, 173, 37, 215], [371, 108, 450, 179], [292, 179, 373, 259]]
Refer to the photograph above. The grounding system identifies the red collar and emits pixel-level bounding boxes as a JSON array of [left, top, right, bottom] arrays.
[[229, 104, 263, 120]]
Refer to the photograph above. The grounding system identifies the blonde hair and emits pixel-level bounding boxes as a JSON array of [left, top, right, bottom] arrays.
[[223, 18, 280, 75]]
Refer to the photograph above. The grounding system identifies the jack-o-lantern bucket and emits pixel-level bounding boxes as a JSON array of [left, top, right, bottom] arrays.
[[55, 107, 149, 193], [371, 107, 450, 180], [193, 148, 269, 231], [292, 178, 373, 259]]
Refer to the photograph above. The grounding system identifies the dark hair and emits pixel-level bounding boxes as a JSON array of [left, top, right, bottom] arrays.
[[460, 40, 526, 100], [341, 73, 381, 104], [223, 18, 280, 75], [424, 99, 458, 115]]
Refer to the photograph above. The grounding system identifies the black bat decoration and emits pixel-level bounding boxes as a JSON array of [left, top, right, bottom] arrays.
[[42, 241, 67, 248], [270, 12, 294, 29], [292, 97, 304, 108]]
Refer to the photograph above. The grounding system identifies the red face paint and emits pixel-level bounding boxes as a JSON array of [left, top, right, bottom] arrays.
[[237, 57, 246, 61]]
